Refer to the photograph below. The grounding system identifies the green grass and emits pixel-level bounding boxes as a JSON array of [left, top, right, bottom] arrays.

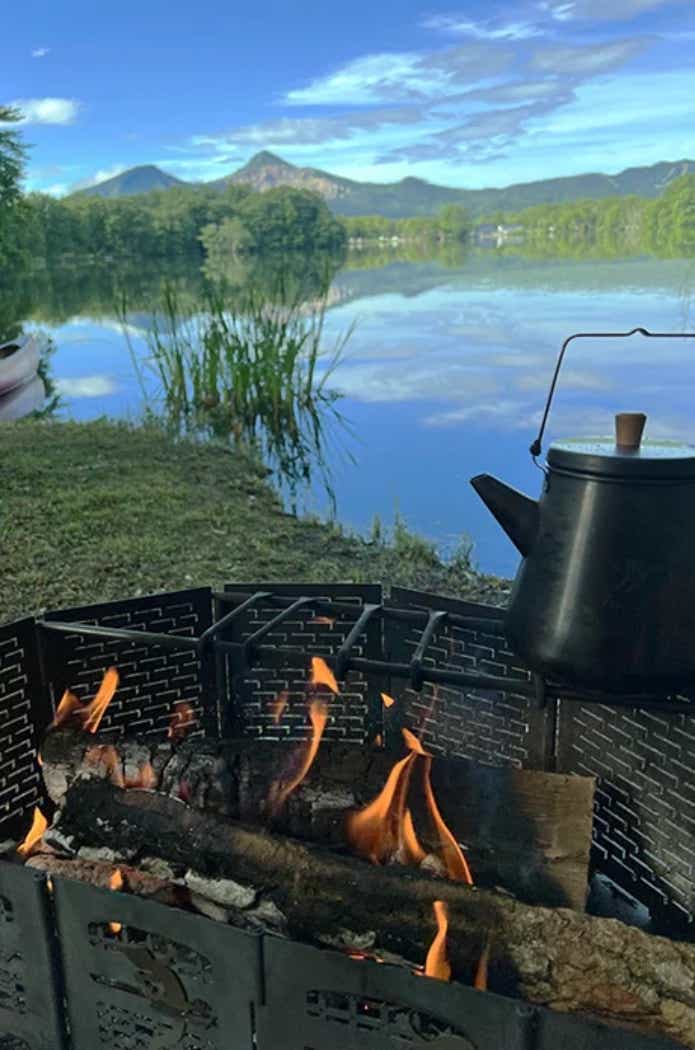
[[0, 419, 508, 622]]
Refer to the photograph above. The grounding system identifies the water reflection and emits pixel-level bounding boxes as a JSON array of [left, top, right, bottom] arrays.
[[6, 246, 695, 574]]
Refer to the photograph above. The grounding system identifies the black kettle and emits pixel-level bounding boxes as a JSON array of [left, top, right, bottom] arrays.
[[471, 328, 695, 694]]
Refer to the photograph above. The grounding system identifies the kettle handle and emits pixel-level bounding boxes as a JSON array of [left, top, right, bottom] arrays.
[[530, 327, 695, 459]]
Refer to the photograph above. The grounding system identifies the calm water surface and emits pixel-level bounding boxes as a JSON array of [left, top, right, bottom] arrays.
[[20, 252, 695, 577]]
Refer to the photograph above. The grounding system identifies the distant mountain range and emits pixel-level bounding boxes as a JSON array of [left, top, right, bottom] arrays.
[[73, 151, 695, 219]]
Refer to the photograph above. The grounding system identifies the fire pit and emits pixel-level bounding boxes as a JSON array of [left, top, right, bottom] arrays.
[[0, 583, 693, 1050]]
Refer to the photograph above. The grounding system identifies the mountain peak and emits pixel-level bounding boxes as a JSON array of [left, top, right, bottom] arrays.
[[242, 150, 294, 171]]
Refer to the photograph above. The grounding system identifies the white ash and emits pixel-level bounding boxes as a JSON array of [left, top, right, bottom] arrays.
[[318, 929, 376, 951], [139, 856, 180, 880], [420, 853, 446, 877], [43, 824, 76, 856], [184, 870, 257, 909], [189, 893, 231, 924], [244, 898, 287, 935], [301, 786, 355, 811], [41, 764, 70, 805], [123, 745, 154, 787], [78, 845, 135, 864]]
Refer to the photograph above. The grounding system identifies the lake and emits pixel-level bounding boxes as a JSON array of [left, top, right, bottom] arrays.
[[10, 249, 695, 578]]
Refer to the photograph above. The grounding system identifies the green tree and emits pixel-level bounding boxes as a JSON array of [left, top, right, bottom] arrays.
[[0, 106, 26, 209]]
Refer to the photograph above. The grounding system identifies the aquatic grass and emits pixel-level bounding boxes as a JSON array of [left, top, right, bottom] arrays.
[[122, 280, 354, 511]]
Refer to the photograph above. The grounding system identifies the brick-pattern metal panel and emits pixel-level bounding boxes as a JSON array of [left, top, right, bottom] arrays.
[[0, 619, 47, 839], [0, 864, 66, 1050], [53, 875, 261, 1050], [219, 584, 385, 744], [40, 589, 213, 740], [556, 701, 695, 930], [388, 588, 552, 769]]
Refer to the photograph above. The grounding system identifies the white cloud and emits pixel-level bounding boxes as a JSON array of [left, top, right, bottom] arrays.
[[31, 47, 50, 58], [540, 0, 689, 18], [42, 183, 69, 197], [55, 376, 118, 398], [284, 45, 511, 106], [422, 15, 542, 39], [532, 39, 648, 74], [11, 98, 79, 125]]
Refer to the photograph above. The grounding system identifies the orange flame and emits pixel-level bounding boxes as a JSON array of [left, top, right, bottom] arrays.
[[108, 869, 123, 934], [310, 616, 337, 627], [345, 749, 426, 865], [373, 733, 383, 748], [16, 807, 48, 859], [167, 700, 194, 742], [49, 669, 119, 734], [474, 938, 490, 991], [424, 900, 451, 981], [82, 668, 119, 733], [381, 692, 396, 708], [310, 656, 339, 695], [269, 690, 289, 725], [421, 755, 473, 885], [402, 727, 427, 756], [50, 689, 84, 730], [86, 744, 125, 789], [267, 699, 329, 816]]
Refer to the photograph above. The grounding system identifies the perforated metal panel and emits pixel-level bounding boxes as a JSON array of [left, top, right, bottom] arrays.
[[556, 700, 695, 932], [388, 589, 553, 769], [40, 589, 213, 739], [219, 584, 385, 744], [52, 875, 261, 1050], [0, 865, 66, 1049], [256, 936, 678, 1050], [0, 619, 47, 838]]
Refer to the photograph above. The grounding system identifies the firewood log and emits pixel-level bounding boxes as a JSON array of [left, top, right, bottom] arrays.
[[52, 778, 695, 1049], [40, 729, 594, 910]]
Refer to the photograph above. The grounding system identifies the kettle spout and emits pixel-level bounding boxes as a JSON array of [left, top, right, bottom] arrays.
[[470, 474, 539, 557]]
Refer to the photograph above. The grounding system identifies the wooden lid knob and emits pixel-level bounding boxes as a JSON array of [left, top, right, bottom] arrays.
[[615, 412, 646, 450]]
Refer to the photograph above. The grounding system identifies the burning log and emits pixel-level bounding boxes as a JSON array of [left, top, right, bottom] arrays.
[[52, 778, 695, 1049], [40, 729, 594, 909]]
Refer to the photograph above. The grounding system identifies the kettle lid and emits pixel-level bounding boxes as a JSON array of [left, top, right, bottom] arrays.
[[548, 411, 695, 478]]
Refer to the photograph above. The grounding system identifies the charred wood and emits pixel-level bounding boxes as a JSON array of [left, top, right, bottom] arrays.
[[40, 730, 594, 910], [54, 778, 695, 1049]]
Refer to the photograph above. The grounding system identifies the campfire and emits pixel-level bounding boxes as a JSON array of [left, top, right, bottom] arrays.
[[0, 584, 693, 1050]]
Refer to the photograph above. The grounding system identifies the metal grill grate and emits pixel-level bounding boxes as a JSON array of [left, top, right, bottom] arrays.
[[387, 589, 553, 769], [218, 584, 385, 743], [41, 589, 213, 739], [556, 700, 695, 931]]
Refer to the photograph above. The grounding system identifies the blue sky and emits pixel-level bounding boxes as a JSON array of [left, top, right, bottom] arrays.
[[5, 0, 695, 195]]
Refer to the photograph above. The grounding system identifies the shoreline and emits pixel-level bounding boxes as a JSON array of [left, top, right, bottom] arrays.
[[1, 419, 510, 623]]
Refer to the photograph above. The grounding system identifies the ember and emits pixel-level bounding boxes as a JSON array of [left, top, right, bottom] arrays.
[[108, 869, 124, 934], [168, 700, 195, 741]]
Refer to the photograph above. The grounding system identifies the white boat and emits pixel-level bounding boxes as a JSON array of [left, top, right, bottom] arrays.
[[0, 332, 43, 396], [0, 375, 46, 421]]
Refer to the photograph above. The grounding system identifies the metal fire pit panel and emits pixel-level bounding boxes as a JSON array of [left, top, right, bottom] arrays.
[[0, 864, 66, 1050], [52, 876, 261, 1050], [256, 936, 677, 1050], [387, 589, 553, 769], [556, 700, 695, 932], [256, 936, 528, 1050], [219, 584, 385, 744], [40, 589, 213, 739], [0, 619, 47, 838]]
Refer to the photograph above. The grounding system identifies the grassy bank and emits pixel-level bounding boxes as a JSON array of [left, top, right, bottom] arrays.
[[1, 419, 508, 622]]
